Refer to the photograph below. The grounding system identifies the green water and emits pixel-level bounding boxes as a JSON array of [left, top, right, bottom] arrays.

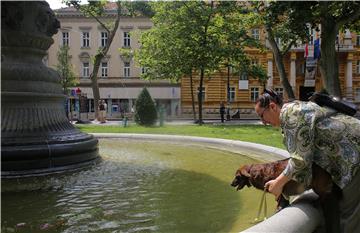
[[1, 139, 276, 233]]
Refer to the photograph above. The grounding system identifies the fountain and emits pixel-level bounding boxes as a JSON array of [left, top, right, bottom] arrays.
[[1, 1, 100, 177], [1, 138, 275, 232]]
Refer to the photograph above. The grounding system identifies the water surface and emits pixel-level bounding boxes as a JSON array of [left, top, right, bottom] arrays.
[[1, 139, 276, 233]]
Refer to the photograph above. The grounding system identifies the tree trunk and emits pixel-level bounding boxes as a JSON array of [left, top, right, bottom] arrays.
[[189, 72, 197, 121], [265, 25, 295, 99], [90, 61, 101, 120], [319, 18, 341, 97], [198, 67, 204, 125], [88, 3, 121, 120]]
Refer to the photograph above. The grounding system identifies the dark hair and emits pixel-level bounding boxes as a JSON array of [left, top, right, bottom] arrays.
[[256, 89, 283, 108]]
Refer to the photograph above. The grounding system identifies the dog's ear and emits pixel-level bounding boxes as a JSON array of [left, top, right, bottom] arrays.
[[240, 167, 251, 178]]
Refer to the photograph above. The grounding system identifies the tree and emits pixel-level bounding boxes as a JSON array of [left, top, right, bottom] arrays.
[[56, 45, 77, 95], [56, 45, 77, 118], [66, 1, 153, 119], [137, 1, 262, 125], [135, 2, 198, 121], [217, 1, 268, 103], [134, 88, 157, 126], [265, 1, 360, 97], [244, 2, 301, 99]]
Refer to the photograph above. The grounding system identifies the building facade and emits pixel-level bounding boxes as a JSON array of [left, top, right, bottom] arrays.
[[180, 28, 360, 119], [47, 5, 181, 120]]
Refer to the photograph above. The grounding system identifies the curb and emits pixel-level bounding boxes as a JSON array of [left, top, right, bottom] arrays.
[[92, 133, 289, 162]]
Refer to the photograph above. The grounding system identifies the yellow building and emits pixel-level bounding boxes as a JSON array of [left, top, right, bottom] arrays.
[[181, 29, 360, 119]]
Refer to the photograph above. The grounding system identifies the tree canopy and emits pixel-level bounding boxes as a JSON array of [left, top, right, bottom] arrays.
[[136, 1, 267, 124], [265, 1, 360, 97]]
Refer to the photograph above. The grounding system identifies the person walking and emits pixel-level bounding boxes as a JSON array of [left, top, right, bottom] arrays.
[[98, 100, 106, 123], [255, 89, 360, 233], [220, 102, 225, 123]]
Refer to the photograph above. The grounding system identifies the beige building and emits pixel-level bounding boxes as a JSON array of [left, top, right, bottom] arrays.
[[47, 5, 181, 120]]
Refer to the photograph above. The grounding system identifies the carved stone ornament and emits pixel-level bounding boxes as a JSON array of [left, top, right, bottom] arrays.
[[1, 1, 100, 178]]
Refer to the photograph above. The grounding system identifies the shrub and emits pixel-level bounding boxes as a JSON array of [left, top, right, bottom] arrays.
[[134, 87, 157, 126]]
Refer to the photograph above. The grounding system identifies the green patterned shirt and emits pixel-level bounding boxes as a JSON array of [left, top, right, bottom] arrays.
[[280, 101, 360, 189]]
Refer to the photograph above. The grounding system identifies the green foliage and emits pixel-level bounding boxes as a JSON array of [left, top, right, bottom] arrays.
[[136, 1, 267, 82], [64, 0, 154, 17], [134, 88, 158, 126], [56, 45, 77, 94]]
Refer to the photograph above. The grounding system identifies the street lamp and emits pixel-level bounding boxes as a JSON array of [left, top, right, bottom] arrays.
[[75, 87, 82, 123]]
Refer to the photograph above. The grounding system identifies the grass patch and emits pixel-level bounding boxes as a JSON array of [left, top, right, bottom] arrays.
[[75, 124, 285, 149]]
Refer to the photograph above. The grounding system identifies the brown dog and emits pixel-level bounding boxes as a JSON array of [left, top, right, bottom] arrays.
[[231, 158, 342, 233]]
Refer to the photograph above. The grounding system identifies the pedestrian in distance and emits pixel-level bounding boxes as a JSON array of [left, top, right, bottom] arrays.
[[220, 102, 226, 123], [99, 100, 106, 123]]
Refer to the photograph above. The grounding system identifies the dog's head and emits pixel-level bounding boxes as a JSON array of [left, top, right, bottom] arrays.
[[231, 166, 251, 190]]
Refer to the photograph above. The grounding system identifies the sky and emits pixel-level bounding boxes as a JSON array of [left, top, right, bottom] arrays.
[[46, 0, 68, 10], [46, 0, 89, 10]]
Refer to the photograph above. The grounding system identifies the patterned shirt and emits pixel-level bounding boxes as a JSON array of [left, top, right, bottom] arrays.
[[280, 101, 360, 189]]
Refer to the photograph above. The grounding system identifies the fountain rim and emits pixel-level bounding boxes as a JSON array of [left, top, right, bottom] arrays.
[[92, 133, 289, 162]]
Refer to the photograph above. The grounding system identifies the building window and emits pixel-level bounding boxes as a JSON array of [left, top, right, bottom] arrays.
[[82, 62, 90, 78], [250, 87, 259, 102], [228, 87, 236, 102], [197, 87, 205, 102], [101, 62, 108, 77], [356, 35, 360, 46], [82, 32, 90, 47], [251, 28, 260, 40], [274, 87, 284, 99], [251, 59, 259, 66], [299, 62, 305, 75], [357, 60, 360, 74], [124, 62, 130, 77], [124, 32, 131, 47], [355, 88, 360, 102], [141, 67, 148, 74], [240, 71, 248, 80], [62, 32, 69, 46], [101, 32, 108, 47]]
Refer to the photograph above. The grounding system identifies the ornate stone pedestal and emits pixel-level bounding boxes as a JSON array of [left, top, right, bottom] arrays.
[[1, 1, 100, 177]]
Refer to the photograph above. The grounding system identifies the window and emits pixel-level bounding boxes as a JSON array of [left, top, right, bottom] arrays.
[[274, 87, 284, 99], [82, 32, 90, 47], [124, 62, 130, 77], [250, 87, 259, 102], [251, 28, 260, 40], [300, 62, 305, 75], [101, 62, 108, 77], [197, 87, 205, 102], [82, 62, 90, 78], [357, 60, 360, 74], [251, 59, 259, 66], [240, 72, 248, 80], [141, 67, 148, 74], [356, 35, 360, 46], [355, 88, 360, 102], [62, 32, 69, 46], [228, 87, 236, 102], [101, 32, 108, 47], [123, 32, 131, 47]]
